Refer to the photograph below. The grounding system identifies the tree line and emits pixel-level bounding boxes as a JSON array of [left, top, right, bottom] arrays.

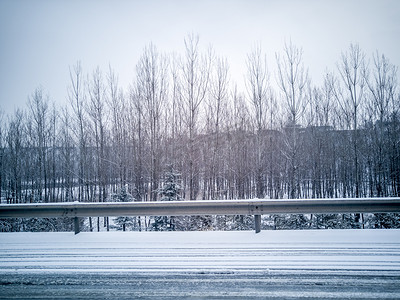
[[1, 35, 399, 210]]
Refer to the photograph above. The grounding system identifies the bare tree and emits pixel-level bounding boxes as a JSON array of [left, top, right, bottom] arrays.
[[366, 52, 398, 196], [180, 34, 212, 200], [88, 66, 108, 203], [48, 103, 58, 202], [335, 44, 367, 198], [276, 41, 309, 198], [167, 53, 185, 170], [135, 44, 169, 201], [246, 44, 270, 198], [5, 110, 25, 203], [205, 56, 229, 199], [276, 41, 309, 126], [28, 87, 51, 202], [88, 67, 110, 231], [0, 110, 5, 203], [107, 66, 129, 191], [228, 87, 253, 198], [59, 107, 75, 202], [68, 61, 91, 202], [129, 83, 145, 203], [68, 62, 98, 230]]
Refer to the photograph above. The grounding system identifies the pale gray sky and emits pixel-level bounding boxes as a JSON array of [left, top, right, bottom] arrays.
[[1, 0, 399, 115]]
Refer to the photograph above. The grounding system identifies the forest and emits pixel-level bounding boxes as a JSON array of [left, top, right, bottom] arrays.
[[1, 35, 399, 231]]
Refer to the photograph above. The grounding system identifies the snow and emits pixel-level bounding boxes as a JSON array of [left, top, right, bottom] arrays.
[[1, 229, 400, 299], [1, 229, 400, 274]]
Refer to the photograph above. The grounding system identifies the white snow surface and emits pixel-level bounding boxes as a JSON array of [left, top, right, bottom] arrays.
[[1, 229, 400, 275]]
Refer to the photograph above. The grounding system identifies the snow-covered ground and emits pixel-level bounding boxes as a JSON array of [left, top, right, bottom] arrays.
[[1, 229, 400, 273], [1, 229, 400, 299]]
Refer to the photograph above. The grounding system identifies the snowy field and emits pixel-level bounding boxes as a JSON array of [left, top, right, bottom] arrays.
[[1, 229, 400, 299]]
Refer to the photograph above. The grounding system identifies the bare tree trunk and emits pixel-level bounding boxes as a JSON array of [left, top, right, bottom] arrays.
[[276, 41, 309, 199], [335, 44, 367, 198], [88, 66, 108, 204], [135, 44, 168, 201], [206, 56, 229, 199], [180, 34, 211, 200], [68, 61, 88, 202], [246, 45, 270, 199], [28, 88, 51, 203]]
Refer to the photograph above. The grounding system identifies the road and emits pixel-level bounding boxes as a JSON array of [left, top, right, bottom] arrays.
[[1, 230, 400, 299]]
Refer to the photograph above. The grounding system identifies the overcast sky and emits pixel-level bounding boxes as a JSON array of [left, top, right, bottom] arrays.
[[1, 0, 399, 115]]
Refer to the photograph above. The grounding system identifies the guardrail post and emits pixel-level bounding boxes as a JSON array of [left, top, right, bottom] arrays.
[[74, 217, 80, 234], [255, 215, 261, 233]]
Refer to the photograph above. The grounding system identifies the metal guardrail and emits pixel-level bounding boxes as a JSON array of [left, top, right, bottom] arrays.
[[1, 197, 400, 234]]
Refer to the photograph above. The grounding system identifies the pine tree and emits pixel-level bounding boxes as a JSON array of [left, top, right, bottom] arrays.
[[158, 165, 182, 202], [111, 185, 136, 231], [274, 214, 309, 230], [372, 213, 400, 229], [152, 165, 182, 231]]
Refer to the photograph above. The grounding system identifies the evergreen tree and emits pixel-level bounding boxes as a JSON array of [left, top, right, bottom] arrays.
[[274, 214, 309, 230], [152, 165, 182, 231], [159, 166, 182, 201], [372, 213, 400, 229], [110, 185, 136, 231]]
